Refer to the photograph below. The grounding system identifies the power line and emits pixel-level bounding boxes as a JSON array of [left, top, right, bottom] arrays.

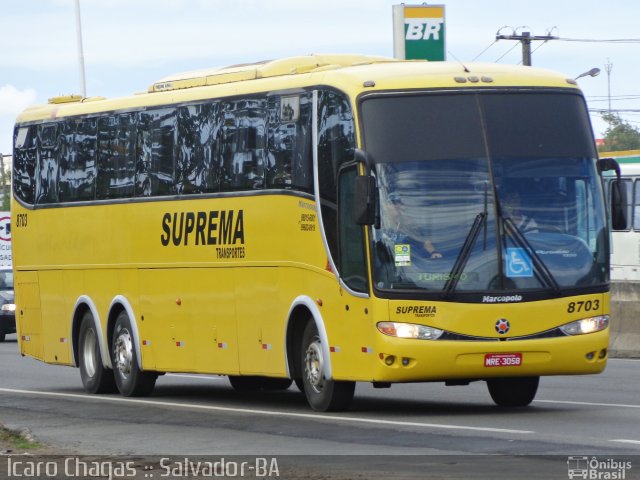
[[590, 109, 640, 113], [557, 37, 640, 44], [472, 39, 498, 62], [588, 95, 640, 101], [494, 42, 520, 63]]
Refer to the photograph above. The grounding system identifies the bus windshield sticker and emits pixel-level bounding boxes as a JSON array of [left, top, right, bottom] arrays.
[[505, 248, 533, 278], [394, 244, 411, 266]]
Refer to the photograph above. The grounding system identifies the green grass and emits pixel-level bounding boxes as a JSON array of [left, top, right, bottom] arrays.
[[0, 425, 42, 451]]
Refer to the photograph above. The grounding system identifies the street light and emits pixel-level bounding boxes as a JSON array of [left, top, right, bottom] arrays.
[[575, 68, 601, 80]]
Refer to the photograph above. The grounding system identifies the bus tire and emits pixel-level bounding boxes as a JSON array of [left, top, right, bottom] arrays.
[[78, 311, 117, 394], [0, 332, 5, 342], [487, 376, 539, 407], [111, 311, 157, 397], [300, 322, 354, 412]]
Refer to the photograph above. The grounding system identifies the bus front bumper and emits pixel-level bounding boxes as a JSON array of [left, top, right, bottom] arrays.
[[368, 329, 609, 383]]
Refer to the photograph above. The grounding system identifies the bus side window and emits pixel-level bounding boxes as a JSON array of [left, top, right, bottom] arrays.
[[13, 125, 37, 205], [58, 119, 97, 202], [220, 97, 267, 191], [317, 89, 356, 266], [36, 123, 59, 204], [266, 93, 313, 193], [177, 102, 221, 194], [136, 108, 176, 196], [97, 114, 135, 199]]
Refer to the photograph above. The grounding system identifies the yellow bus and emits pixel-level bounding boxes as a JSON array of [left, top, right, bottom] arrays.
[[12, 54, 624, 411]]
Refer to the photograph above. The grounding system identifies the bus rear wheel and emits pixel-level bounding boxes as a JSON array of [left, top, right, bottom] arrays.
[[111, 311, 157, 397], [78, 311, 117, 394], [487, 376, 539, 407], [300, 322, 354, 412]]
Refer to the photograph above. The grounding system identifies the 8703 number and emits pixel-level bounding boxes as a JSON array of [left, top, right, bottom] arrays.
[[567, 299, 600, 314]]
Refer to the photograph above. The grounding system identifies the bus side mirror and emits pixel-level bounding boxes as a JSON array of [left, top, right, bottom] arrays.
[[598, 157, 621, 177], [610, 179, 628, 230], [354, 175, 377, 225], [599, 157, 628, 230]]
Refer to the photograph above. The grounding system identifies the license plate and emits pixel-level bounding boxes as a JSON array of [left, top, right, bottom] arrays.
[[484, 353, 523, 367]]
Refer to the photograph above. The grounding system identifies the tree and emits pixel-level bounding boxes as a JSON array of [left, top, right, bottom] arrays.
[[598, 113, 640, 152]]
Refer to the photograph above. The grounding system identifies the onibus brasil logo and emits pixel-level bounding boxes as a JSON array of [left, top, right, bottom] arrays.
[[567, 456, 632, 479]]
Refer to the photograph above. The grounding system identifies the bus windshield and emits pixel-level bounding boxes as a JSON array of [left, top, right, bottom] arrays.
[[361, 91, 607, 297]]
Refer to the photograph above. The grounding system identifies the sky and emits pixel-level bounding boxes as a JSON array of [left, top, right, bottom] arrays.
[[1, 0, 639, 156]]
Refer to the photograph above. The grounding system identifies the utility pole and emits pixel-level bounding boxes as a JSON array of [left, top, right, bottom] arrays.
[[605, 59, 613, 114], [495, 31, 558, 66], [75, 0, 87, 97]]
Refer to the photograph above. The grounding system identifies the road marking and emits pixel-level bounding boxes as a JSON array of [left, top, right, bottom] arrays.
[[610, 439, 640, 446], [0, 387, 533, 435], [535, 399, 640, 409]]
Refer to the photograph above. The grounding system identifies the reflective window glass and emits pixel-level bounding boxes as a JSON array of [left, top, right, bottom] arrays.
[[58, 119, 97, 202], [13, 126, 37, 204], [219, 98, 267, 191], [136, 108, 176, 196], [266, 93, 313, 192], [177, 103, 221, 194], [97, 115, 135, 199]]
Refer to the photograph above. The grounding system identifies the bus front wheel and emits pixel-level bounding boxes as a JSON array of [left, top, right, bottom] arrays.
[[300, 322, 354, 412], [111, 311, 157, 397], [487, 376, 539, 407], [78, 311, 117, 394]]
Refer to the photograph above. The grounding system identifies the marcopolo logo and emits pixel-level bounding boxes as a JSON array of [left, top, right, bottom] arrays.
[[482, 295, 523, 303]]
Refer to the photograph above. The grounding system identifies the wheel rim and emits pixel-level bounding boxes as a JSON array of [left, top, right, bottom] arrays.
[[304, 337, 324, 394], [82, 327, 98, 378], [113, 328, 133, 379]]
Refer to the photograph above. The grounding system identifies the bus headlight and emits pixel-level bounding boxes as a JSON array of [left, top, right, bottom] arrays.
[[559, 315, 609, 336], [377, 322, 444, 340]]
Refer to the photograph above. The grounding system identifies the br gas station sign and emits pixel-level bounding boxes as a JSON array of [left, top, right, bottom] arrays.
[[393, 4, 446, 61]]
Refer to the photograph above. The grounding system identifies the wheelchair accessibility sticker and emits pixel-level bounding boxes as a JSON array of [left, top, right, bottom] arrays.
[[506, 248, 533, 277]]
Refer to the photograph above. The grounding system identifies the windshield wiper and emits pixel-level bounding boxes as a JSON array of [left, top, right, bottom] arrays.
[[441, 212, 487, 298], [502, 217, 561, 294]]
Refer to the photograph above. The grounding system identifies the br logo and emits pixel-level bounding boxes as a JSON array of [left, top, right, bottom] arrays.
[[405, 19, 444, 40]]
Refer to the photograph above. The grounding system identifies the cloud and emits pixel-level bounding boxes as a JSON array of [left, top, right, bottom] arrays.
[[0, 85, 37, 115]]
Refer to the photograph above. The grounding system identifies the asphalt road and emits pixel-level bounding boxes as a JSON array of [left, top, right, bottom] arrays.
[[0, 333, 639, 479]]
